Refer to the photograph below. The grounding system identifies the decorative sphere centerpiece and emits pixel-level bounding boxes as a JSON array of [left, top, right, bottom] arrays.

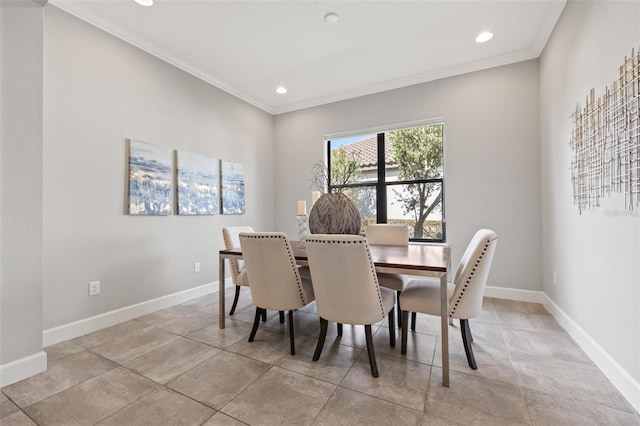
[[308, 192, 361, 235]]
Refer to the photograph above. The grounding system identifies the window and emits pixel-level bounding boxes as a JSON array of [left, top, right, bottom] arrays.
[[327, 123, 445, 242]]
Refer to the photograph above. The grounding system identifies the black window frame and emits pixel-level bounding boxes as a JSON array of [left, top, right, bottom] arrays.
[[327, 127, 446, 243]]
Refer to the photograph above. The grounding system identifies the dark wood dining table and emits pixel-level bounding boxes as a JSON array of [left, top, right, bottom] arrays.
[[218, 241, 452, 386]]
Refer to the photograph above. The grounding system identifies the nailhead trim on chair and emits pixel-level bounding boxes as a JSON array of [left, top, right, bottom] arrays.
[[449, 237, 495, 318], [241, 233, 307, 305], [306, 237, 386, 318]]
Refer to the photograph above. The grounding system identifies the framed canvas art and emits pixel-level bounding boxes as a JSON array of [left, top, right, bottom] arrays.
[[221, 160, 245, 214], [176, 151, 218, 215], [127, 139, 172, 215]]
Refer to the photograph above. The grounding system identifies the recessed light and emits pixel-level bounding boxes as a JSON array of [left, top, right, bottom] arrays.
[[134, 0, 153, 6], [276, 86, 288, 94], [475, 31, 493, 43], [324, 12, 339, 24]]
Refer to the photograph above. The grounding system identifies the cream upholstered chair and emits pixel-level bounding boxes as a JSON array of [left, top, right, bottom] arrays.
[[400, 229, 498, 369], [305, 234, 395, 377], [222, 226, 253, 315], [239, 232, 315, 355], [366, 224, 409, 328]]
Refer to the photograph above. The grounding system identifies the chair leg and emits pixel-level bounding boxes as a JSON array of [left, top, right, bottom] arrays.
[[313, 317, 329, 361], [460, 319, 477, 370], [411, 312, 417, 331], [364, 324, 379, 378], [249, 307, 262, 342], [397, 291, 402, 328], [388, 307, 396, 347], [401, 310, 409, 354], [279, 310, 285, 324], [262, 309, 267, 322], [288, 310, 295, 355], [229, 286, 241, 315], [337, 323, 343, 337]]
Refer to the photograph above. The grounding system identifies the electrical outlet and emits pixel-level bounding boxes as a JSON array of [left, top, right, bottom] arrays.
[[194, 262, 200, 273], [553, 271, 558, 286], [89, 281, 101, 296]]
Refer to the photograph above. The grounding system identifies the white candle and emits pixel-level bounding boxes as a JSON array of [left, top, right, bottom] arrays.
[[297, 200, 307, 216], [312, 191, 321, 206]]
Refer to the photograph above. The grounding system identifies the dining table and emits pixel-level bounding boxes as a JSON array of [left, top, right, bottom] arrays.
[[218, 240, 452, 386]]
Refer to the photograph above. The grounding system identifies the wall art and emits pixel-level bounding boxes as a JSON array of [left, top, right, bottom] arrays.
[[221, 160, 245, 214], [176, 151, 218, 215], [127, 139, 172, 215], [570, 47, 640, 213]]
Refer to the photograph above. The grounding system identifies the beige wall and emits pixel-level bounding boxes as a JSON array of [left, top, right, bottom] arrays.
[[0, 1, 46, 377], [42, 6, 275, 330], [540, 0, 640, 385], [274, 60, 542, 292]]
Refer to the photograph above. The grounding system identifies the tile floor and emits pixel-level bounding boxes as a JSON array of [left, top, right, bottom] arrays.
[[2, 289, 639, 426]]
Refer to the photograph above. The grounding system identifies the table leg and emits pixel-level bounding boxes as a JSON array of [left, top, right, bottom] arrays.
[[219, 255, 226, 329], [440, 272, 449, 387]]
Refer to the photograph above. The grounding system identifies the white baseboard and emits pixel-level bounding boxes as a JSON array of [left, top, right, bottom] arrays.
[[0, 351, 47, 388], [543, 294, 640, 413], [42, 281, 224, 347], [484, 285, 545, 303]]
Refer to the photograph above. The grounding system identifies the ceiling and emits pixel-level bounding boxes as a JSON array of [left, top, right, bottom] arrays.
[[50, 0, 566, 115]]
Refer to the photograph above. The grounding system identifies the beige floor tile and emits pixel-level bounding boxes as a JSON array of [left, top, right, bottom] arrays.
[[493, 300, 562, 331], [96, 388, 215, 426], [426, 368, 531, 425], [404, 313, 442, 337], [1, 392, 20, 418], [420, 413, 466, 425], [167, 351, 270, 409], [203, 412, 248, 426], [373, 326, 437, 365], [157, 313, 217, 336], [510, 349, 636, 412], [226, 327, 313, 365], [24, 367, 158, 426], [90, 327, 180, 364], [433, 334, 518, 385], [278, 338, 362, 385], [124, 337, 220, 384], [188, 319, 253, 349], [340, 352, 430, 411], [222, 366, 336, 426], [312, 386, 422, 426], [72, 320, 147, 348], [43, 341, 85, 363], [502, 326, 591, 364], [2, 351, 116, 407], [522, 387, 640, 425], [0, 410, 38, 426], [134, 306, 192, 327]]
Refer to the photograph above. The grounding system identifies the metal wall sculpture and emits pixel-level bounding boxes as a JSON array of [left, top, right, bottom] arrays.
[[570, 47, 640, 213]]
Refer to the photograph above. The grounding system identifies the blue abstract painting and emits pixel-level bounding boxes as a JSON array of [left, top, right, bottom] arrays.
[[128, 140, 172, 215], [177, 151, 218, 215], [221, 160, 245, 215]]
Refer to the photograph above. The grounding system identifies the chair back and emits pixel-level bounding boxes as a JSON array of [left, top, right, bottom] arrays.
[[365, 224, 409, 246], [222, 226, 253, 284], [306, 234, 386, 325], [449, 229, 498, 319], [239, 232, 312, 311]]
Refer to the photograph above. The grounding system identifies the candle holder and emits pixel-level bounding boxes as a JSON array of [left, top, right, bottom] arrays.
[[296, 215, 308, 248]]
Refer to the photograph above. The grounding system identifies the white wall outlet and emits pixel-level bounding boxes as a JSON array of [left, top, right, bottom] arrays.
[[89, 280, 101, 296], [194, 262, 200, 273], [553, 271, 558, 286]]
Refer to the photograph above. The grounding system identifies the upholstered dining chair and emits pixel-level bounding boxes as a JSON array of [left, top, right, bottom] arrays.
[[400, 229, 498, 370], [366, 224, 409, 328], [305, 234, 396, 377], [239, 232, 315, 355], [222, 226, 254, 316]]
